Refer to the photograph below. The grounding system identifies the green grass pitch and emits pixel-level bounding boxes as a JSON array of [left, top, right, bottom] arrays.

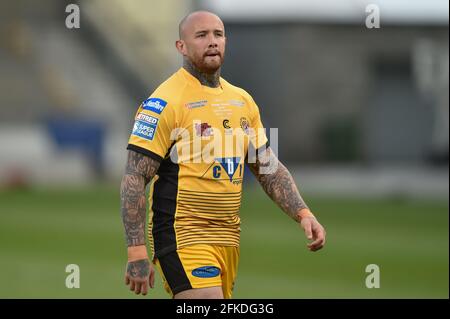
[[0, 184, 447, 298]]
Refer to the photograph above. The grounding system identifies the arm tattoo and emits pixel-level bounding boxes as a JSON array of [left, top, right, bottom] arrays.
[[120, 150, 160, 247], [183, 58, 221, 88], [247, 147, 309, 222], [127, 259, 150, 278]]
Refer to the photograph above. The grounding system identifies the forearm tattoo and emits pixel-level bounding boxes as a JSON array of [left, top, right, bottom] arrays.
[[120, 150, 160, 246], [247, 147, 309, 222]]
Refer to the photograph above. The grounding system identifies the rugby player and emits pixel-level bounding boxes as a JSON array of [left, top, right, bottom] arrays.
[[120, 11, 326, 299]]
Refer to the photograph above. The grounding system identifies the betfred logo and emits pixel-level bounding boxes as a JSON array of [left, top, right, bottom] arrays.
[[142, 97, 167, 114], [136, 112, 158, 125]]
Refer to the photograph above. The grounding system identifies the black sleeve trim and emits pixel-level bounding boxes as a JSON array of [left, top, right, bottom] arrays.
[[256, 140, 270, 156], [127, 144, 163, 163]]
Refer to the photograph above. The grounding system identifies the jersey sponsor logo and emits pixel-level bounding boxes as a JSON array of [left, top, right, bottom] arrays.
[[132, 113, 159, 141], [142, 97, 167, 114], [195, 122, 214, 137], [223, 119, 233, 135], [214, 157, 242, 181], [136, 112, 158, 125], [185, 100, 207, 109], [192, 266, 221, 278], [223, 119, 231, 129]]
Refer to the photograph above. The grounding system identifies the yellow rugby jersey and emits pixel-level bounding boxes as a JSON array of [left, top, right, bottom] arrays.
[[127, 67, 268, 258]]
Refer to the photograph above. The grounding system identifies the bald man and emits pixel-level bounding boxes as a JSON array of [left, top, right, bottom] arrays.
[[120, 11, 326, 299]]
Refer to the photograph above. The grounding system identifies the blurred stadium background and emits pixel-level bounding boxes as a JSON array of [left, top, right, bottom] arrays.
[[0, 0, 448, 298]]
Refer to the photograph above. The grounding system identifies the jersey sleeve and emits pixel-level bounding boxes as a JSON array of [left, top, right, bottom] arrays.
[[127, 96, 177, 162], [247, 95, 269, 152]]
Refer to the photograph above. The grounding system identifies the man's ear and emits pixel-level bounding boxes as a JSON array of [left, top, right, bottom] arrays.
[[175, 40, 187, 55]]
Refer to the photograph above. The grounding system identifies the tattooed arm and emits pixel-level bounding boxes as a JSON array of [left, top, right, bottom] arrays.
[[247, 147, 326, 251], [120, 150, 160, 295]]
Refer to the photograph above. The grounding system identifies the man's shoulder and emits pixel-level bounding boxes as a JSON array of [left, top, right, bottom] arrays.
[[154, 69, 186, 95], [146, 69, 188, 108]]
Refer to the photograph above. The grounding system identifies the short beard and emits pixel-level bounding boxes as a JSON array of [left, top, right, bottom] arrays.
[[193, 55, 223, 74]]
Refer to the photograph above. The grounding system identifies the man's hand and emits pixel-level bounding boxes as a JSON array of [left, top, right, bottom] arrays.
[[125, 259, 155, 295], [298, 210, 326, 252], [125, 245, 155, 295]]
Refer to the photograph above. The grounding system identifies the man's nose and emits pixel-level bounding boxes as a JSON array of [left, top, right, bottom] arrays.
[[207, 34, 218, 48]]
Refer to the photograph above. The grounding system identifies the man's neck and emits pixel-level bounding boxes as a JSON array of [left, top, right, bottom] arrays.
[[183, 59, 221, 88]]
